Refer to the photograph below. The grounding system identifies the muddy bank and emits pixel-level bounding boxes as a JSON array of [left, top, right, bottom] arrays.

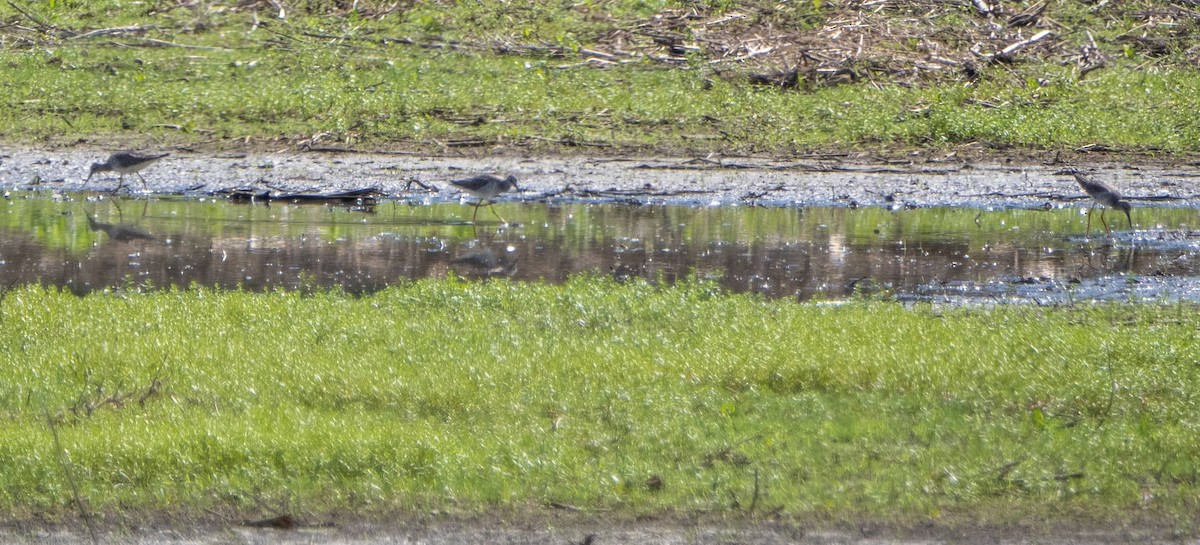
[[3, 146, 1198, 208], [3, 515, 1195, 545]]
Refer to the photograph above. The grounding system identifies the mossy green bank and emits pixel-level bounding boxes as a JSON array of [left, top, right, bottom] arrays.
[[1, 1, 1198, 154], [1, 279, 1198, 525]]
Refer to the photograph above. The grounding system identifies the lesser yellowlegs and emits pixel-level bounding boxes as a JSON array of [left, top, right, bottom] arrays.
[[1058, 168, 1132, 237], [85, 152, 169, 192], [450, 174, 519, 224]]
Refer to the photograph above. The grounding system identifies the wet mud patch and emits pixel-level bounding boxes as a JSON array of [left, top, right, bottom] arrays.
[[1, 514, 1193, 545], [4, 147, 1199, 209]]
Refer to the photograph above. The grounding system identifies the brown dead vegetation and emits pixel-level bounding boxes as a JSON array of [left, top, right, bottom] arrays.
[[590, 1, 1200, 88], [11, 1, 1199, 88], [241, 1, 1200, 88]]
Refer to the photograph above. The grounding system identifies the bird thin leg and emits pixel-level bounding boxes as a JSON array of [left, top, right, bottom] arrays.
[[1100, 209, 1111, 237], [137, 172, 149, 190], [487, 202, 507, 224], [111, 175, 126, 194], [1085, 204, 1095, 235], [471, 202, 482, 223]]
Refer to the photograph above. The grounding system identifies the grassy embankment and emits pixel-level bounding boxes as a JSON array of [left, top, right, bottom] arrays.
[[1, 0, 1198, 530], [1, 279, 1199, 527], [0, 1, 1197, 155]]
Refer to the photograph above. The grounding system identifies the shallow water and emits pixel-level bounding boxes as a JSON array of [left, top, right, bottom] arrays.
[[2, 193, 1200, 303]]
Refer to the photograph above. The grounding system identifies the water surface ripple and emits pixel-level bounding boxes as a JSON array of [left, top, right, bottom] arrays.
[[2, 195, 1199, 303]]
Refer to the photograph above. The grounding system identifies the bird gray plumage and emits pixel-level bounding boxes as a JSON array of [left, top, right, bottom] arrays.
[[1057, 168, 1132, 236], [450, 174, 519, 223], [85, 151, 169, 191]]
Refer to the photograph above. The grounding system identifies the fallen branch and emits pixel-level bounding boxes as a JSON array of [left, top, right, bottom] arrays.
[[993, 30, 1055, 63], [128, 38, 233, 51], [224, 187, 382, 205], [69, 25, 155, 40], [706, 46, 776, 65]]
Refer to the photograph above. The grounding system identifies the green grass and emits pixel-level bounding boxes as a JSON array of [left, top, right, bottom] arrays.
[[1, 1, 1199, 154], [2, 278, 1199, 525]]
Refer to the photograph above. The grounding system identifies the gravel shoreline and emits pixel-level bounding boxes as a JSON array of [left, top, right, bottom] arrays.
[[3, 146, 1197, 209]]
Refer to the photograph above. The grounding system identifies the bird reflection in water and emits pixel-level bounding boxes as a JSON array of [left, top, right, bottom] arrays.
[[450, 246, 518, 278], [86, 215, 156, 242]]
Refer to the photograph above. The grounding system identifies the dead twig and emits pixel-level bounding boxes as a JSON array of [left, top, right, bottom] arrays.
[[971, 0, 994, 16], [69, 25, 156, 40], [1077, 30, 1107, 78], [127, 38, 233, 51], [1007, 1, 1048, 28], [748, 468, 760, 514], [403, 178, 439, 192], [243, 514, 297, 529], [46, 410, 99, 545], [5, 0, 75, 37]]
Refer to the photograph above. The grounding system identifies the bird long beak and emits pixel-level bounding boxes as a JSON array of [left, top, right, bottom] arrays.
[[84, 170, 93, 185], [1124, 209, 1133, 230]]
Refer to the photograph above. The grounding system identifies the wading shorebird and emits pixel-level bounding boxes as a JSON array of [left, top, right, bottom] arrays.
[[85, 151, 169, 192], [1058, 168, 1132, 237], [450, 174, 519, 224]]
